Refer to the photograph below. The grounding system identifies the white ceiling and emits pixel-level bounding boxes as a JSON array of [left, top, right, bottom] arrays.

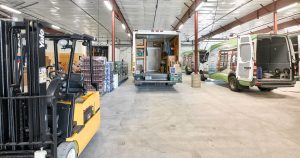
[[180, 0, 300, 41], [116, 0, 192, 30], [0, 0, 130, 42], [0, 0, 299, 44]]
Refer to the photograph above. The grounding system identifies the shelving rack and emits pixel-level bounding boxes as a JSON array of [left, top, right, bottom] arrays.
[[135, 39, 147, 73], [115, 61, 128, 85]]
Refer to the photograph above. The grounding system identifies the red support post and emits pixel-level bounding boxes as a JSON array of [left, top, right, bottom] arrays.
[[273, 1, 278, 34], [194, 11, 199, 74], [112, 10, 116, 62]]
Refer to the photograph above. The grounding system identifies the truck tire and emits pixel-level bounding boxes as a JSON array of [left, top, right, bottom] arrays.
[[258, 87, 275, 92], [200, 73, 206, 81], [57, 141, 78, 158], [228, 76, 240, 92]]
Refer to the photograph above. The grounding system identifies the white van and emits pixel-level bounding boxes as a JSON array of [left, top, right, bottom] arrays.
[[200, 34, 296, 91]]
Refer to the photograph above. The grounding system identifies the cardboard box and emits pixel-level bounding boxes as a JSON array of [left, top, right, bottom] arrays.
[[173, 64, 181, 73], [136, 39, 145, 46], [170, 67, 176, 74]]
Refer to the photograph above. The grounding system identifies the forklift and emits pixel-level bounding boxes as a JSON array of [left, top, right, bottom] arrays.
[[0, 20, 100, 158]]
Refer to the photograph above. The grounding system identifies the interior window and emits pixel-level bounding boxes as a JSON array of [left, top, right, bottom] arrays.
[[240, 44, 251, 62]]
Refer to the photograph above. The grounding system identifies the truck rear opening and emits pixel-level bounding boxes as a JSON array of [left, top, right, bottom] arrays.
[[256, 35, 292, 81], [133, 30, 181, 86]]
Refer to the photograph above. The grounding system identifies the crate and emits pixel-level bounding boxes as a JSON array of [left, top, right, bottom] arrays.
[[170, 73, 182, 83]]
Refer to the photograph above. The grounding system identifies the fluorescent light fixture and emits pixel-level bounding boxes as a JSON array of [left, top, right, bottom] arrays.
[[104, 0, 112, 11], [128, 33, 131, 37], [0, 5, 21, 14], [122, 24, 125, 30], [179, 24, 184, 30], [51, 25, 60, 30], [195, 2, 205, 11], [12, 17, 18, 21], [277, 3, 298, 12]]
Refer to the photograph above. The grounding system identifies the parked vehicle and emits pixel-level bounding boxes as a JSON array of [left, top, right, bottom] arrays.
[[200, 34, 296, 91], [133, 30, 182, 86], [289, 35, 300, 79], [182, 50, 207, 75]]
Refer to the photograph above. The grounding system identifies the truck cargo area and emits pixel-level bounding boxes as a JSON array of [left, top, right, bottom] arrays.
[[256, 35, 292, 81], [133, 31, 182, 86]]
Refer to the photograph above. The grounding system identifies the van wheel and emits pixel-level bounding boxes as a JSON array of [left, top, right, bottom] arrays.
[[57, 142, 78, 158], [228, 76, 240, 92], [258, 87, 275, 92], [200, 73, 206, 81]]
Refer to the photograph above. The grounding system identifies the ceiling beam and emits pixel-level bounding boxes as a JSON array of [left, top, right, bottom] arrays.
[[201, 0, 299, 39], [110, 0, 132, 36], [173, 0, 204, 30], [251, 17, 300, 34]]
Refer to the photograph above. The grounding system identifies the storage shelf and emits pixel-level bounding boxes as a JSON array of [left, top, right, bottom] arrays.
[[136, 46, 145, 48]]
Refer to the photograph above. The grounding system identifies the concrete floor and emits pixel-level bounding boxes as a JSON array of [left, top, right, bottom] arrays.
[[80, 75, 300, 158]]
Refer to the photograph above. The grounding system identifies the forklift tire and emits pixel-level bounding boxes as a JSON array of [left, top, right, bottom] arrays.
[[57, 141, 78, 158], [228, 76, 240, 92], [200, 73, 206, 81]]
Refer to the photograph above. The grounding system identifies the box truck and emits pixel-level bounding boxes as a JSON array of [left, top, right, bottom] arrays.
[[133, 30, 182, 86]]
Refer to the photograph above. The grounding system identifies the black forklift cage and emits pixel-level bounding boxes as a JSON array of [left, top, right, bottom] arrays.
[[0, 95, 57, 158], [45, 34, 98, 91]]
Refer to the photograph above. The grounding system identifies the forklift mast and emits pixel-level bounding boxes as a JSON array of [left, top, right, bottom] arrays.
[[0, 20, 57, 157]]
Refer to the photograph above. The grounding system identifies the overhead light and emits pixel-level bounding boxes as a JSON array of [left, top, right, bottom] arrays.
[[104, 0, 112, 11], [128, 33, 131, 37], [122, 24, 126, 30], [51, 25, 60, 30], [195, 2, 205, 11], [12, 17, 18, 21], [0, 5, 21, 14], [277, 3, 298, 12], [179, 24, 184, 30]]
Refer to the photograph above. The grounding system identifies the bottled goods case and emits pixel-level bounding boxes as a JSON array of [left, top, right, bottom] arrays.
[[80, 56, 106, 94]]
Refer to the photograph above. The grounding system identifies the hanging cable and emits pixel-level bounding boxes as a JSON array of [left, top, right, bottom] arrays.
[[204, 0, 219, 50], [152, 0, 159, 29]]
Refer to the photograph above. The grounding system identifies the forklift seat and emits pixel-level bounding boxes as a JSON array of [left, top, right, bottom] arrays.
[[62, 73, 86, 94]]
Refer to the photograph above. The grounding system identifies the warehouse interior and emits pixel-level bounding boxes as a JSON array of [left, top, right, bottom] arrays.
[[0, 0, 300, 158]]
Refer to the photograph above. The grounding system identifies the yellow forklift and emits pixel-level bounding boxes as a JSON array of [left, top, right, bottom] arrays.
[[0, 20, 100, 158]]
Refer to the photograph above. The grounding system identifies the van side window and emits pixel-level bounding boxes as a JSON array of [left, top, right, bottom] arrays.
[[218, 51, 228, 71]]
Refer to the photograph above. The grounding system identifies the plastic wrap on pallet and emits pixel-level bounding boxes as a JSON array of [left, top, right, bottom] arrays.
[[80, 56, 106, 94], [104, 62, 114, 93]]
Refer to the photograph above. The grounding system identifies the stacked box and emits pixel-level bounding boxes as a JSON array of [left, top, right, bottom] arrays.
[[105, 62, 114, 93], [170, 73, 182, 83], [80, 56, 106, 94]]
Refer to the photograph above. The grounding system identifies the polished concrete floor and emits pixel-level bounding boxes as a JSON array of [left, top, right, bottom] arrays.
[[80, 75, 300, 158]]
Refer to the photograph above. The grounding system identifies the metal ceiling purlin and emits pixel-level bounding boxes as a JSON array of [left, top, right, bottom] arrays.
[[173, 0, 203, 30], [201, 0, 299, 39], [110, 0, 132, 36], [252, 17, 300, 34]]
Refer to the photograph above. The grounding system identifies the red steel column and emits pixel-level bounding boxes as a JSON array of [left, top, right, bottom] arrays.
[[112, 10, 116, 62], [194, 11, 199, 74], [273, 1, 278, 34]]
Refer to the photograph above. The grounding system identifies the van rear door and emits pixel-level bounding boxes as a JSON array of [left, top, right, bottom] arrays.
[[237, 35, 254, 81]]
